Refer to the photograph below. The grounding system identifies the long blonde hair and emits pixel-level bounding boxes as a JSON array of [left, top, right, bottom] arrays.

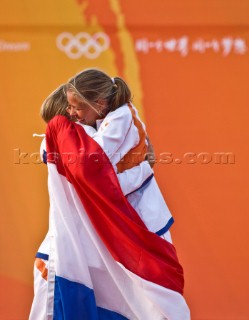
[[40, 84, 69, 123], [66, 68, 132, 113]]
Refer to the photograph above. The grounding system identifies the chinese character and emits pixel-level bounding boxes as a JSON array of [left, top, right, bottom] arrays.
[[149, 40, 163, 52], [177, 36, 189, 56], [136, 39, 149, 53], [233, 38, 247, 55], [192, 38, 206, 53], [164, 39, 177, 52], [205, 39, 220, 52], [221, 37, 233, 56]]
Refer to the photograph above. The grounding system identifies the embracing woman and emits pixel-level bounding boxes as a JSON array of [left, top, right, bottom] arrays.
[[29, 69, 190, 320]]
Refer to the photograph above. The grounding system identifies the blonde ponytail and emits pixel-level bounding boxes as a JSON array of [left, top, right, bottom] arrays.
[[108, 77, 131, 111]]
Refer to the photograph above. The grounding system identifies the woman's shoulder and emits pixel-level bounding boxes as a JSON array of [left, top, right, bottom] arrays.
[[107, 103, 131, 118], [97, 104, 133, 132]]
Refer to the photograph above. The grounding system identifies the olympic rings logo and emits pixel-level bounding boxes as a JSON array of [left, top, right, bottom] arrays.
[[56, 32, 110, 59]]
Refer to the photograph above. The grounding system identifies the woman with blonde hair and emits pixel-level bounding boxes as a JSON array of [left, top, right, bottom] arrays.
[[30, 69, 190, 320]]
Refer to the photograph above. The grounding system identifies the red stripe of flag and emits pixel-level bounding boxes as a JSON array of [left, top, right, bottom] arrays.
[[46, 116, 185, 295]]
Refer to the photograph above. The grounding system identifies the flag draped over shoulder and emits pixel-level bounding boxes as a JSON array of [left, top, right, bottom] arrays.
[[38, 115, 190, 319]]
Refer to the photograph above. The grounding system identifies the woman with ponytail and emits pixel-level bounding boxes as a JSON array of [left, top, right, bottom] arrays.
[[64, 68, 174, 241]]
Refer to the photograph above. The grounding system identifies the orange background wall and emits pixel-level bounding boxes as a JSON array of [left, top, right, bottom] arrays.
[[0, 1, 249, 319]]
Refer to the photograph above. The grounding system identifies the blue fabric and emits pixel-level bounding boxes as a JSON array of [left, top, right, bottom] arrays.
[[126, 173, 154, 196], [35, 252, 49, 261], [53, 276, 129, 320], [43, 149, 47, 164], [156, 217, 175, 236]]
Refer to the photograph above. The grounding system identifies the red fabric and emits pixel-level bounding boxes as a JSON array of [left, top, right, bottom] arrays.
[[46, 115, 185, 295]]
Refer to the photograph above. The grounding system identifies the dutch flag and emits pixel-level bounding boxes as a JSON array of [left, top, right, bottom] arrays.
[[30, 116, 190, 320]]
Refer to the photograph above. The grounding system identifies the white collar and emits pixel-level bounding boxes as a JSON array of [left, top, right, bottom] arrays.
[[96, 118, 104, 130]]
